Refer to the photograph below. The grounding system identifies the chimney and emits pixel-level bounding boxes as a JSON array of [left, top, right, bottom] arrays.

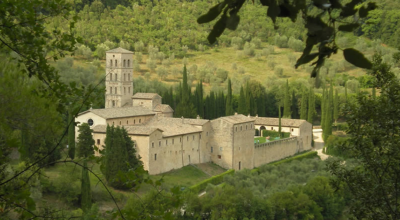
[[181, 116, 184, 123], [235, 112, 238, 115], [196, 115, 200, 119], [256, 114, 258, 118]]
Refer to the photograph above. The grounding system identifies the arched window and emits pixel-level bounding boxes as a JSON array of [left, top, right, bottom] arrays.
[[115, 59, 117, 67], [124, 73, 126, 81], [128, 59, 130, 67], [110, 74, 112, 81], [115, 73, 117, 80], [114, 87, 117, 94], [110, 87, 112, 94], [124, 87, 126, 94], [110, 60, 112, 67], [123, 60, 126, 67]]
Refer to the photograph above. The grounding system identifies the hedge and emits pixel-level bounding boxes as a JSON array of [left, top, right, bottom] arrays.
[[251, 151, 318, 174], [262, 130, 290, 138], [189, 169, 235, 193]]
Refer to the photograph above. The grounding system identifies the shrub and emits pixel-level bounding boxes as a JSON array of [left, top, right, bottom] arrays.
[[231, 62, 237, 70], [268, 61, 276, 70], [275, 35, 288, 48], [198, 44, 205, 51], [244, 42, 255, 56], [325, 135, 350, 157], [231, 37, 243, 50], [274, 67, 283, 77], [182, 45, 188, 54], [250, 37, 262, 49], [135, 52, 142, 63], [189, 169, 235, 193], [288, 37, 304, 52], [146, 58, 157, 71], [216, 68, 228, 82], [255, 52, 262, 60]]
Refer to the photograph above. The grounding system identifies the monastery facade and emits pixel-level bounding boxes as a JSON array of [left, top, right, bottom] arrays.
[[75, 48, 313, 175]]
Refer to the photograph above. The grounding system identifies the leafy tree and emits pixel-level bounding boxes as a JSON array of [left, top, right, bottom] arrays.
[[76, 123, 95, 158], [156, 66, 169, 80], [283, 79, 291, 118], [328, 54, 400, 219]]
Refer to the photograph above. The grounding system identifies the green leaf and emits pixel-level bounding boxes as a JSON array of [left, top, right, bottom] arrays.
[[359, 3, 377, 18], [197, 3, 225, 24], [226, 14, 240, 30], [343, 48, 373, 69], [267, 0, 279, 24], [260, 0, 272, 6], [207, 13, 228, 44], [296, 53, 319, 68], [338, 23, 360, 32], [328, 0, 342, 9], [26, 197, 36, 211]]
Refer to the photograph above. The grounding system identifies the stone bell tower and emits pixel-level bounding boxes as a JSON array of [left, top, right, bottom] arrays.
[[105, 47, 134, 108]]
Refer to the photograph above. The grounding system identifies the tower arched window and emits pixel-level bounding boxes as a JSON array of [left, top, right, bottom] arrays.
[[124, 87, 126, 94], [124, 73, 126, 81], [115, 60, 117, 67], [110, 60, 112, 67], [128, 59, 130, 67], [123, 60, 126, 67], [115, 87, 117, 94], [115, 73, 117, 81]]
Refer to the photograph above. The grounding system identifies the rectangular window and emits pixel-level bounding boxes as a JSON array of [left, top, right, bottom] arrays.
[[193, 135, 195, 140], [166, 140, 168, 145], [187, 136, 189, 141], [199, 134, 201, 139], [154, 154, 157, 161], [172, 139, 174, 144], [218, 155, 221, 159], [110, 87, 112, 94], [246, 125, 248, 130], [159, 141, 161, 147], [211, 147, 213, 153], [152, 142, 154, 148], [97, 139, 100, 145], [220, 147, 223, 151], [180, 137, 182, 143]]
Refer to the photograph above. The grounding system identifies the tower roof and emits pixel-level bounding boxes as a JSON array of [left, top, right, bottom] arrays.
[[106, 47, 133, 54]]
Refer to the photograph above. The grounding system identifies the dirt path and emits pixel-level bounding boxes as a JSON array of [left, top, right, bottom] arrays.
[[313, 129, 330, 160]]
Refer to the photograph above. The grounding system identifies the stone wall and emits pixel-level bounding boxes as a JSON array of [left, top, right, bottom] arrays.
[[253, 137, 299, 168]]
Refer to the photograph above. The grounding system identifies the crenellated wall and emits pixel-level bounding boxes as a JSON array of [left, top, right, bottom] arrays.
[[253, 137, 300, 168]]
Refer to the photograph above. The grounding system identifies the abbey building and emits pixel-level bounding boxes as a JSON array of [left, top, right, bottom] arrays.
[[75, 48, 313, 175]]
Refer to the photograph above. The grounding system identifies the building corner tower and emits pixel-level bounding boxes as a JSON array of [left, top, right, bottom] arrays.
[[105, 47, 134, 108]]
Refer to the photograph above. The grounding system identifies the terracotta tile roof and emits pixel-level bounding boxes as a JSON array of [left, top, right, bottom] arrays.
[[132, 93, 160, 99], [92, 125, 161, 136], [78, 106, 155, 119], [216, 114, 255, 124], [106, 47, 133, 54], [251, 117, 308, 127], [153, 104, 174, 113], [145, 117, 203, 137]]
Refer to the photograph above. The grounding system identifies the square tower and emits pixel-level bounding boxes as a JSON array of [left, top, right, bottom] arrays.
[[105, 47, 134, 108]]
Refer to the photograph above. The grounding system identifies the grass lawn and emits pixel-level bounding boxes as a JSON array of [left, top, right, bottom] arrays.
[[254, 137, 267, 144], [151, 165, 209, 190]]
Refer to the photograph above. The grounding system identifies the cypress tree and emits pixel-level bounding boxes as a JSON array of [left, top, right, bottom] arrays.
[[283, 79, 291, 118], [238, 86, 246, 114], [174, 65, 196, 118], [334, 89, 339, 124], [307, 88, 315, 124], [197, 81, 204, 117], [291, 90, 298, 119], [68, 108, 75, 160], [324, 88, 333, 141], [20, 129, 31, 162], [210, 91, 216, 119], [77, 123, 95, 158], [345, 81, 348, 102], [278, 105, 282, 138], [329, 83, 334, 122], [219, 91, 225, 117], [321, 87, 326, 130], [204, 95, 210, 119], [81, 159, 91, 212], [245, 83, 251, 115], [225, 79, 234, 116], [300, 89, 308, 120]]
